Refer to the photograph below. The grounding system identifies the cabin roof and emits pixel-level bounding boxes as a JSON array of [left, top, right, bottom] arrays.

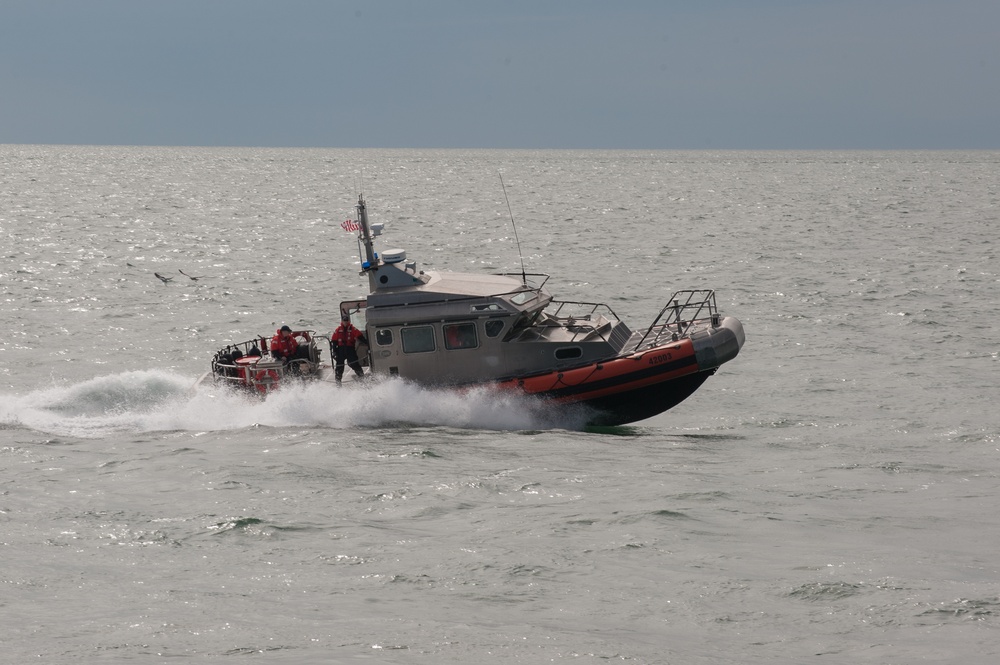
[[367, 270, 529, 306]]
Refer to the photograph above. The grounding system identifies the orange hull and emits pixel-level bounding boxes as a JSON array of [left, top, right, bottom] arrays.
[[496, 339, 714, 426]]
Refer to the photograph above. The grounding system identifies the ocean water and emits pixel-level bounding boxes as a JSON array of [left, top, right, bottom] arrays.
[[1, 146, 998, 663]]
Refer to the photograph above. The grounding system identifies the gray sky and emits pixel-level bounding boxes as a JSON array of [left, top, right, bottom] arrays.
[[2, 0, 997, 149]]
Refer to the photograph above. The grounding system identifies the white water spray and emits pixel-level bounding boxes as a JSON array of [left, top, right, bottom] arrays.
[[0, 370, 591, 438]]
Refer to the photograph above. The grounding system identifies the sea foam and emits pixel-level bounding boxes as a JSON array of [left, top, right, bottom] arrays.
[[0, 370, 589, 438]]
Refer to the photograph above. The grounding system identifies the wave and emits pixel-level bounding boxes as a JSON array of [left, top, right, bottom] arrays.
[[0, 370, 589, 438]]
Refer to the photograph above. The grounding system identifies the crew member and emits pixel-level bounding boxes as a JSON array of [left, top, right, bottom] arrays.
[[331, 314, 367, 383], [270, 325, 298, 360]]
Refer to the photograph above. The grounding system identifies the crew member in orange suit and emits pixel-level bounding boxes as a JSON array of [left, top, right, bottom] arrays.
[[330, 314, 367, 383]]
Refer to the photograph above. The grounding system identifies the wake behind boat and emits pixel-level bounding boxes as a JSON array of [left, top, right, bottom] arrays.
[[198, 194, 745, 426]]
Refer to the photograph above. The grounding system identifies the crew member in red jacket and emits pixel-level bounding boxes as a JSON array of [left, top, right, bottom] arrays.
[[271, 326, 309, 360], [331, 314, 367, 383], [270, 325, 311, 371], [270, 325, 298, 360]]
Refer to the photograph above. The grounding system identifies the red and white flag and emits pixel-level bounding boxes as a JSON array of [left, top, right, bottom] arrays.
[[341, 218, 361, 232]]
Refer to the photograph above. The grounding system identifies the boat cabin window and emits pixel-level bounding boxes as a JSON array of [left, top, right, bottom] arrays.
[[504, 310, 543, 341], [484, 320, 505, 338], [555, 347, 583, 360], [510, 291, 537, 305], [444, 322, 478, 350], [375, 329, 393, 346], [401, 326, 435, 354]]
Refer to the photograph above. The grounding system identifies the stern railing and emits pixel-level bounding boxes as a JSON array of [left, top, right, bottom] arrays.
[[210, 333, 322, 388], [211, 337, 270, 383]]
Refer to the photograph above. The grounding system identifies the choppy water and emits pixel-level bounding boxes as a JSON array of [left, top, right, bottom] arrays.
[[2, 146, 998, 663]]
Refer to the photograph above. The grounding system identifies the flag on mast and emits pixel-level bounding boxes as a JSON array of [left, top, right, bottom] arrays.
[[341, 218, 361, 232]]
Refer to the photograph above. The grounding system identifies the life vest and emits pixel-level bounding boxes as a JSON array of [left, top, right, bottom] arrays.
[[270, 330, 299, 357], [332, 323, 363, 347]]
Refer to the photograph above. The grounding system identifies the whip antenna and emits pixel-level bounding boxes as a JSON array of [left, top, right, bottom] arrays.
[[499, 173, 527, 285]]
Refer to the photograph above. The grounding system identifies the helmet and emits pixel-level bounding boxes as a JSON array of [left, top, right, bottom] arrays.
[[280, 325, 292, 332]]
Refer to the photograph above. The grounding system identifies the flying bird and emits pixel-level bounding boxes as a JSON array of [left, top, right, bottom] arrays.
[[154, 272, 173, 283], [179, 270, 205, 281]]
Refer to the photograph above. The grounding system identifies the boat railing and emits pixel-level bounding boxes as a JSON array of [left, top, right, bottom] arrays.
[[540, 300, 628, 346], [211, 337, 269, 380], [496, 272, 550, 290], [633, 290, 720, 350], [210, 334, 321, 387]]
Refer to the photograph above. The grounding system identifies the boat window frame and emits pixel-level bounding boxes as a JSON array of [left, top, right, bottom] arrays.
[[443, 322, 479, 350], [400, 325, 436, 354], [504, 309, 545, 341], [484, 319, 505, 338], [510, 290, 537, 305], [375, 329, 393, 346]]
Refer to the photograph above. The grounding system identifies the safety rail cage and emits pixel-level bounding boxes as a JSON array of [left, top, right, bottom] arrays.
[[633, 290, 720, 351], [540, 300, 626, 346], [210, 337, 270, 382]]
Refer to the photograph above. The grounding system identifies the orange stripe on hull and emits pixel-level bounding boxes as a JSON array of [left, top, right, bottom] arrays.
[[498, 340, 701, 404]]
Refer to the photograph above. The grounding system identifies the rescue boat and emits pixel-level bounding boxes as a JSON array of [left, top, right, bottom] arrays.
[[199, 194, 744, 426]]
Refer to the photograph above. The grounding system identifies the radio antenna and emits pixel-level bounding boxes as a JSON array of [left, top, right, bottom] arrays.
[[499, 173, 527, 285]]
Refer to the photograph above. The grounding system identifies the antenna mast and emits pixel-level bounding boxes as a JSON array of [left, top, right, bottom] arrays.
[[499, 173, 527, 286], [355, 194, 380, 287]]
